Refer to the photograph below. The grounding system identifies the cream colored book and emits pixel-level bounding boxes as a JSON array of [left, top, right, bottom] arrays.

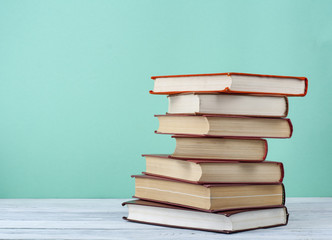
[[171, 136, 267, 161], [156, 115, 292, 138], [133, 175, 285, 212], [168, 93, 288, 117], [143, 154, 284, 183]]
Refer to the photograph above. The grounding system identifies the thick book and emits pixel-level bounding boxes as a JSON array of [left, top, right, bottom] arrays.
[[142, 154, 284, 184], [168, 93, 289, 117], [150, 72, 308, 96], [156, 115, 292, 138], [123, 200, 289, 233], [133, 175, 285, 212], [171, 136, 267, 161]]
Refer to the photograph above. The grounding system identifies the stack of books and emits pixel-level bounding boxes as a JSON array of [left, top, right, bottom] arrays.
[[123, 72, 308, 233]]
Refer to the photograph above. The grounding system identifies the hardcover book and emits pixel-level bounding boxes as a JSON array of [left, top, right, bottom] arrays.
[[133, 175, 285, 212], [156, 115, 293, 138], [168, 93, 289, 117], [150, 72, 308, 96], [171, 136, 268, 161], [143, 154, 284, 184], [123, 200, 288, 233]]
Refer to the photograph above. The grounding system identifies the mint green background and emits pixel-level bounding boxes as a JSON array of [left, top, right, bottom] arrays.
[[0, 0, 331, 198]]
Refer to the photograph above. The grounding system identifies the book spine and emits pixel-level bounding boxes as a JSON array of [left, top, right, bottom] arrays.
[[279, 163, 285, 183], [284, 96, 289, 117], [282, 184, 286, 205], [287, 119, 294, 138], [303, 78, 309, 96]]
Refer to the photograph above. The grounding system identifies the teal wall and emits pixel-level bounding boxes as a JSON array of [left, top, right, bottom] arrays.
[[0, 0, 331, 198]]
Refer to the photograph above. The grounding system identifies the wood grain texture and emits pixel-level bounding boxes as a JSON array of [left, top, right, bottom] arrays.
[[0, 198, 331, 239]]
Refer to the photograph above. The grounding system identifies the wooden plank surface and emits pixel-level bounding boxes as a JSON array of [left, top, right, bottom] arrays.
[[0, 198, 331, 239]]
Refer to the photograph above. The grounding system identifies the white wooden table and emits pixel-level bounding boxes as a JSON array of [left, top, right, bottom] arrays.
[[0, 198, 331, 239]]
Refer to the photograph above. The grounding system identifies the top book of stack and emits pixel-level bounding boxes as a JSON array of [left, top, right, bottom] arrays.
[[150, 72, 308, 96]]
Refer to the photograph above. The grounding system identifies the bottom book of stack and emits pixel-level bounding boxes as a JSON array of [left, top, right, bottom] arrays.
[[123, 200, 288, 233]]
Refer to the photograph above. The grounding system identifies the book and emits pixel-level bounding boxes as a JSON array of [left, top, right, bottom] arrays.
[[133, 175, 285, 212], [123, 200, 289, 233], [171, 136, 267, 161], [150, 72, 308, 96], [156, 115, 292, 138], [167, 93, 288, 117], [142, 154, 284, 183]]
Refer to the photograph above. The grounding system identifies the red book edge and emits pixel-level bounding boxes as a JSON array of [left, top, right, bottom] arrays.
[[156, 113, 289, 120], [151, 72, 307, 81], [142, 154, 266, 163]]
